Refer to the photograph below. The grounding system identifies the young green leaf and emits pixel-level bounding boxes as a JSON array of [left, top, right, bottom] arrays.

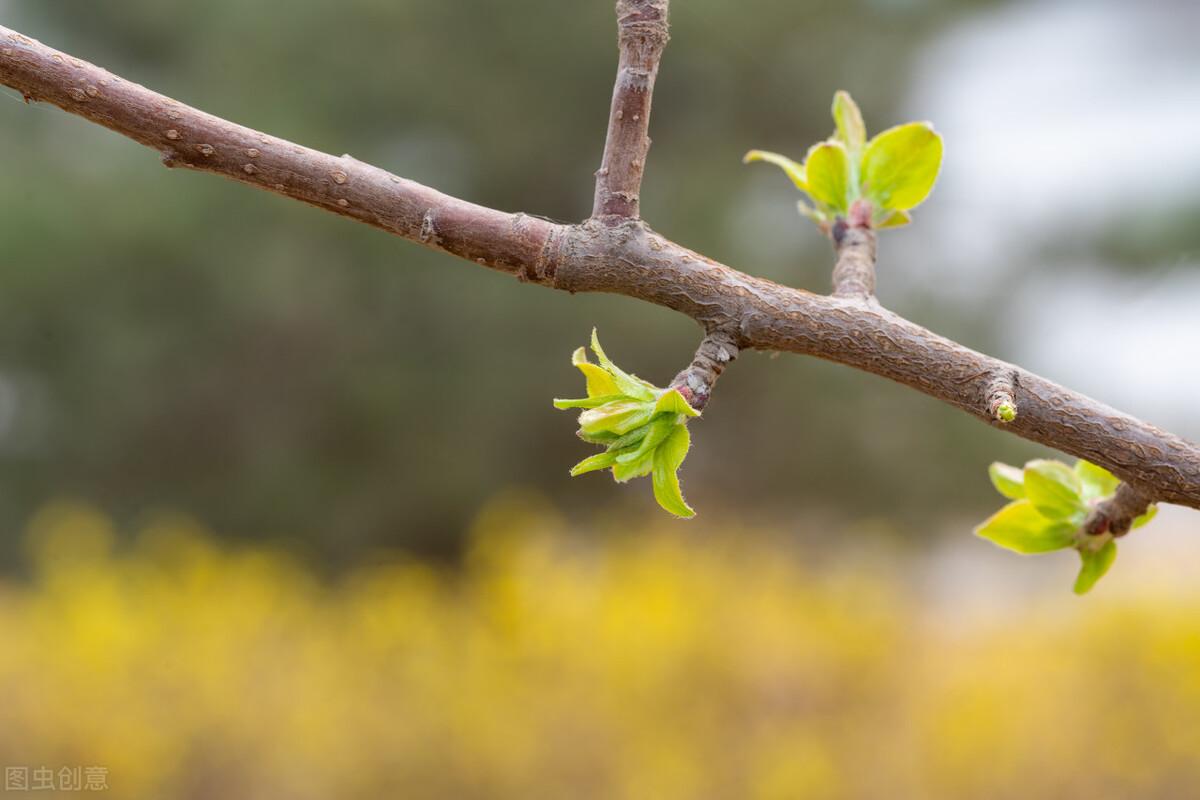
[[588, 330, 656, 402], [861, 122, 943, 212], [1074, 460, 1120, 501], [571, 346, 620, 398], [1074, 540, 1117, 595], [743, 150, 807, 191], [1023, 460, 1085, 521], [803, 141, 851, 213], [615, 417, 674, 465], [578, 400, 655, 437], [653, 388, 700, 418], [569, 451, 621, 477], [876, 210, 912, 229], [553, 393, 627, 410], [831, 90, 866, 156], [576, 429, 620, 445], [988, 462, 1026, 500], [557, 330, 701, 518], [974, 499, 1076, 554], [652, 424, 694, 518], [1132, 504, 1158, 529], [606, 426, 654, 452], [612, 449, 655, 483], [796, 200, 827, 226]]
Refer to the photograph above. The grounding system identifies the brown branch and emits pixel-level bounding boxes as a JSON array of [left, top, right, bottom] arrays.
[[669, 330, 739, 412], [592, 0, 669, 219], [3, 21, 1200, 510], [831, 218, 877, 299], [1085, 483, 1153, 538]]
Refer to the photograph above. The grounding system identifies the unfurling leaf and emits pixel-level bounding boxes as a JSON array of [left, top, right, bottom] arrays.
[[1022, 459, 1085, 522], [556, 331, 700, 517], [616, 417, 674, 465], [975, 457, 1159, 595], [745, 91, 942, 231], [652, 425, 694, 518], [861, 122, 943, 213], [1074, 540, 1117, 595], [588, 329, 656, 402], [876, 210, 912, 229], [578, 400, 655, 437], [831, 90, 866, 155], [569, 451, 621, 477], [743, 150, 807, 190], [796, 200, 827, 226], [553, 393, 626, 410], [1074, 460, 1120, 500], [975, 499, 1076, 555], [654, 388, 701, 418], [803, 141, 852, 213], [571, 346, 619, 398], [988, 462, 1026, 500], [1132, 504, 1158, 529], [612, 447, 656, 483]]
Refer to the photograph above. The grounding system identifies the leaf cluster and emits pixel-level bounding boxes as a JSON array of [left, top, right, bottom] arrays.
[[554, 331, 699, 518], [978, 459, 1157, 594], [745, 91, 943, 229]]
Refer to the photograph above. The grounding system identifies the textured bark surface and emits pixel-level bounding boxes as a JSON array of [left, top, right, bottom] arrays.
[[592, 0, 669, 219], [669, 331, 740, 412], [2, 17, 1199, 510], [831, 223, 877, 299], [1086, 483, 1154, 537]]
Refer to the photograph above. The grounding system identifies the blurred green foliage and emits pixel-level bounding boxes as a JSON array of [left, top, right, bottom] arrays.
[[0, 0, 1162, 566]]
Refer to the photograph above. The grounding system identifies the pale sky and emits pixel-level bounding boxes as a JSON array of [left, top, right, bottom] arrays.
[[907, 0, 1200, 433]]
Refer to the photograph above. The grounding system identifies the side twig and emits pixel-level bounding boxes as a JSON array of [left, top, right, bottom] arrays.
[[669, 330, 739, 412], [592, 0, 669, 220], [831, 213, 877, 299], [1086, 483, 1153, 537]]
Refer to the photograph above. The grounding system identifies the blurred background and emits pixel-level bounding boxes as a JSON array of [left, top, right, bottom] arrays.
[[0, 0, 1198, 797]]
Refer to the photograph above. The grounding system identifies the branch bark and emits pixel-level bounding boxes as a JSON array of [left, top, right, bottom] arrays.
[[3, 19, 1200, 509], [1086, 483, 1153, 538], [669, 330, 739, 412], [831, 218, 877, 299], [592, 0, 668, 220]]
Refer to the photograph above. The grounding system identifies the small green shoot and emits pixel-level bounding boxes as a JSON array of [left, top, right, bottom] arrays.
[[555, 330, 699, 518], [976, 458, 1158, 594], [745, 90, 943, 230]]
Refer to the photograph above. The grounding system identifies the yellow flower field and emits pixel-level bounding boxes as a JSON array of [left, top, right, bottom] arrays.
[[1, 498, 1198, 799]]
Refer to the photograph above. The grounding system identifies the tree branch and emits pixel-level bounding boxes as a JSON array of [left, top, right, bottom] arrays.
[[3, 20, 1200, 510], [831, 217, 877, 299], [1086, 483, 1153, 538], [592, 0, 669, 220], [668, 330, 739, 412]]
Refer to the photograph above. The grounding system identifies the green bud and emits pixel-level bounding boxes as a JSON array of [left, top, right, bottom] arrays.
[[556, 330, 700, 518], [745, 91, 943, 231]]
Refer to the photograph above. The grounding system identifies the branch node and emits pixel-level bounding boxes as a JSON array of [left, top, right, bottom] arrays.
[[669, 329, 739, 412], [984, 372, 1018, 423], [1085, 482, 1153, 538], [419, 208, 439, 245]]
